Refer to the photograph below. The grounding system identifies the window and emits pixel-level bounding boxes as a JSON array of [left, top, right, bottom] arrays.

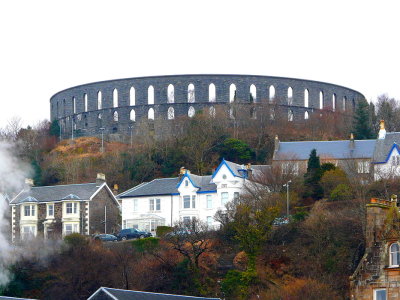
[[133, 199, 138, 212], [234, 192, 239, 200], [282, 162, 299, 175], [21, 225, 36, 240], [84, 93, 88, 112], [288, 109, 294, 122], [229, 84, 236, 103], [183, 196, 190, 209], [183, 195, 195, 209], [66, 203, 78, 214], [130, 109, 136, 122], [188, 106, 195, 118], [374, 289, 387, 300], [113, 88, 118, 108], [149, 199, 160, 211], [332, 94, 336, 111], [319, 91, 324, 109], [185, 180, 188, 187], [343, 96, 346, 111], [192, 196, 196, 209], [97, 91, 102, 109], [358, 161, 370, 174], [207, 216, 213, 227], [183, 216, 191, 225], [390, 243, 400, 267], [113, 111, 119, 122], [209, 106, 216, 118], [148, 85, 154, 105], [168, 107, 175, 120], [221, 184, 227, 188], [209, 83, 216, 102], [148, 108, 155, 120], [188, 83, 195, 103], [72, 97, 76, 113], [221, 192, 228, 206], [167, 84, 174, 103], [269, 85, 275, 102], [47, 204, 54, 218], [287, 87, 293, 105], [64, 223, 79, 236], [24, 205, 35, 217], [305, 111, 309, 120], [250, 84, 257, 102], [207, 195, 212, 209], [130, 86, 135, 106]]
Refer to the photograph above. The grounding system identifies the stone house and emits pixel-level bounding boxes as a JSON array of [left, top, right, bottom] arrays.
[[272, 120, 400, 181], [9, 174, 121, 242], [350, 196, 400, 299]]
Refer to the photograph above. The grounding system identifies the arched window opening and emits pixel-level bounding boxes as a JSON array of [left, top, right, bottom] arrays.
[[188, 106, 195, 118], [130, 109, 136, 122], [167, 84, 174, 103], [148, 85, 154, 105], [287, 87, 293, 105], [250, 84, 257, 102], [343, 96, 346, 111], [390, 243, 400, 267], [209, 106, 216, 118], [84, 94, 88, 112], [270, 108, 275, 120], [229, 108, 235, 119], [130, 87, 135, 106], [288, 109, 294, 122], [98, 113, 102, 119], [269, 85, 275, 102], [352, 99, 356, 111], [229, 84, 237, 103], [209, 83, 216, 102], [72, 97, 76, 114], [97, 91, 102, 110], [250, 107, 256, 119], [168, 107, 175, 120], [113, 111, 119, 122], [319, 91, 324, 109], [332, 94, 336, 111], [305, 111, 309, 120], [304, 89, 309, 108], [188, 83, 195, 103], [148, 108, 154, 120], [113, 88, 118, 108]]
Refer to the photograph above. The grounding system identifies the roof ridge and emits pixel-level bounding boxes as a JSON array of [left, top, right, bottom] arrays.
[[31, 182, 97, 189]]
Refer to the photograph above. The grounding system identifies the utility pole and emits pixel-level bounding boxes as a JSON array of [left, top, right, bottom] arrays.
[[283, 180, 292, 219], [104, 205, 107, 234]]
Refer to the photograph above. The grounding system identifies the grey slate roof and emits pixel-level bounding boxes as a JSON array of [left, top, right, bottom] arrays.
[[274, 140, 376, 161], [89, 287, 221, 300], [118, 174, 217, 198], [373, 132, 400, 163], [10, 182, 102, 205]]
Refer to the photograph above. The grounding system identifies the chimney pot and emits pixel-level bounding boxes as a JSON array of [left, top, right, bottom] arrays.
[[378, 120, 386, 139], [96, 173, 106, 184], [25, 178, 34, 187]]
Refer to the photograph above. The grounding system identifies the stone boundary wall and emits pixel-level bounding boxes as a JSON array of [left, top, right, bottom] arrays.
[[49, 74, 365, 140]]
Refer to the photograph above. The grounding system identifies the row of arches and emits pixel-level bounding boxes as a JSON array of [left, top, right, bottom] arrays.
[[64, 84, 353, 116]]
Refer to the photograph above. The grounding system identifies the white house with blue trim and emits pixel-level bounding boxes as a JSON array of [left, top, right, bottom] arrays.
[[117, 159, 267, 234]]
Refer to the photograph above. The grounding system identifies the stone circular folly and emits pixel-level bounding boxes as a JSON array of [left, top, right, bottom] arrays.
[[50, 74, 365, 140]]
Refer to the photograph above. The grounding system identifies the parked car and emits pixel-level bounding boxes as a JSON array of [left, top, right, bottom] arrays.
[[165, 228, 192, 237], [117, 228, 152, 241], [93, 234, 118, 242]]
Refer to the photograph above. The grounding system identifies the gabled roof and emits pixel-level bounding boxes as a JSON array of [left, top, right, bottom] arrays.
[[10, 182, 105, 205], [373, 132, 400, 163], [274, 140, 376, 161], [88, 287, 221, 300], [212, 159, 247, 179], [118, 175, 217, 199]]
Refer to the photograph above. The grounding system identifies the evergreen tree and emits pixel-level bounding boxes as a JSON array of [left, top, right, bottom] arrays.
[[353, 99, 374, 139], [49, 120, 60, 138], [31, 160, 42, 186], [303, 149, 324, 200]]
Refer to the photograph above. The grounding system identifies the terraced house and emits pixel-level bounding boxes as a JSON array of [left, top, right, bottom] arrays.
[[9, 174, 120, 242]]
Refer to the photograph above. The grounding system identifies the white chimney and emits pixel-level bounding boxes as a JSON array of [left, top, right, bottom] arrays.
[[96, 173, 106, 184], [378, 120, 386, 139], [25, 178, 34, 187]]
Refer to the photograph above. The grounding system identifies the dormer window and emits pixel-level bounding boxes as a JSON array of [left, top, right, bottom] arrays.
[[390, 243, 400, 267]]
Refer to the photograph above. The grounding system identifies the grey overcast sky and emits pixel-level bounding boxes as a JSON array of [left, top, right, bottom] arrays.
[[0, 0, 399, 128]]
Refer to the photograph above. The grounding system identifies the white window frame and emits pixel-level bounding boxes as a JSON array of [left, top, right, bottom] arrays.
[[206, 195, 213, 209], [23, 204, 35, 217], [390, 243, 400, 267], [183, 196, 191, 209], [191, 196, 196, 209], [149, 198, 161, 212], [133, 199, 138, 212], [221, 192, 229, 206], [358, 161, 370, 174], [47, 203, 54, 218], [374, 289, 387, 300], [65, 202, 78, 215], [64, 223, 79, 236], [21, 225, 36, 240]]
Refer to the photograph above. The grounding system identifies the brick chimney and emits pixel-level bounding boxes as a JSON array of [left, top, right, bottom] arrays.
[[96, 173, 106, 184], [113, 184, 119, 195], [349, 133, 355, 150]]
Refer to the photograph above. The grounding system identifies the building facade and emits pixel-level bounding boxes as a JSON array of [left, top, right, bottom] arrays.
[[272, 120, 400, 181], [350, 196, 400, 299], [9, 174, 121, 242], [117, 160, 266, 235]]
